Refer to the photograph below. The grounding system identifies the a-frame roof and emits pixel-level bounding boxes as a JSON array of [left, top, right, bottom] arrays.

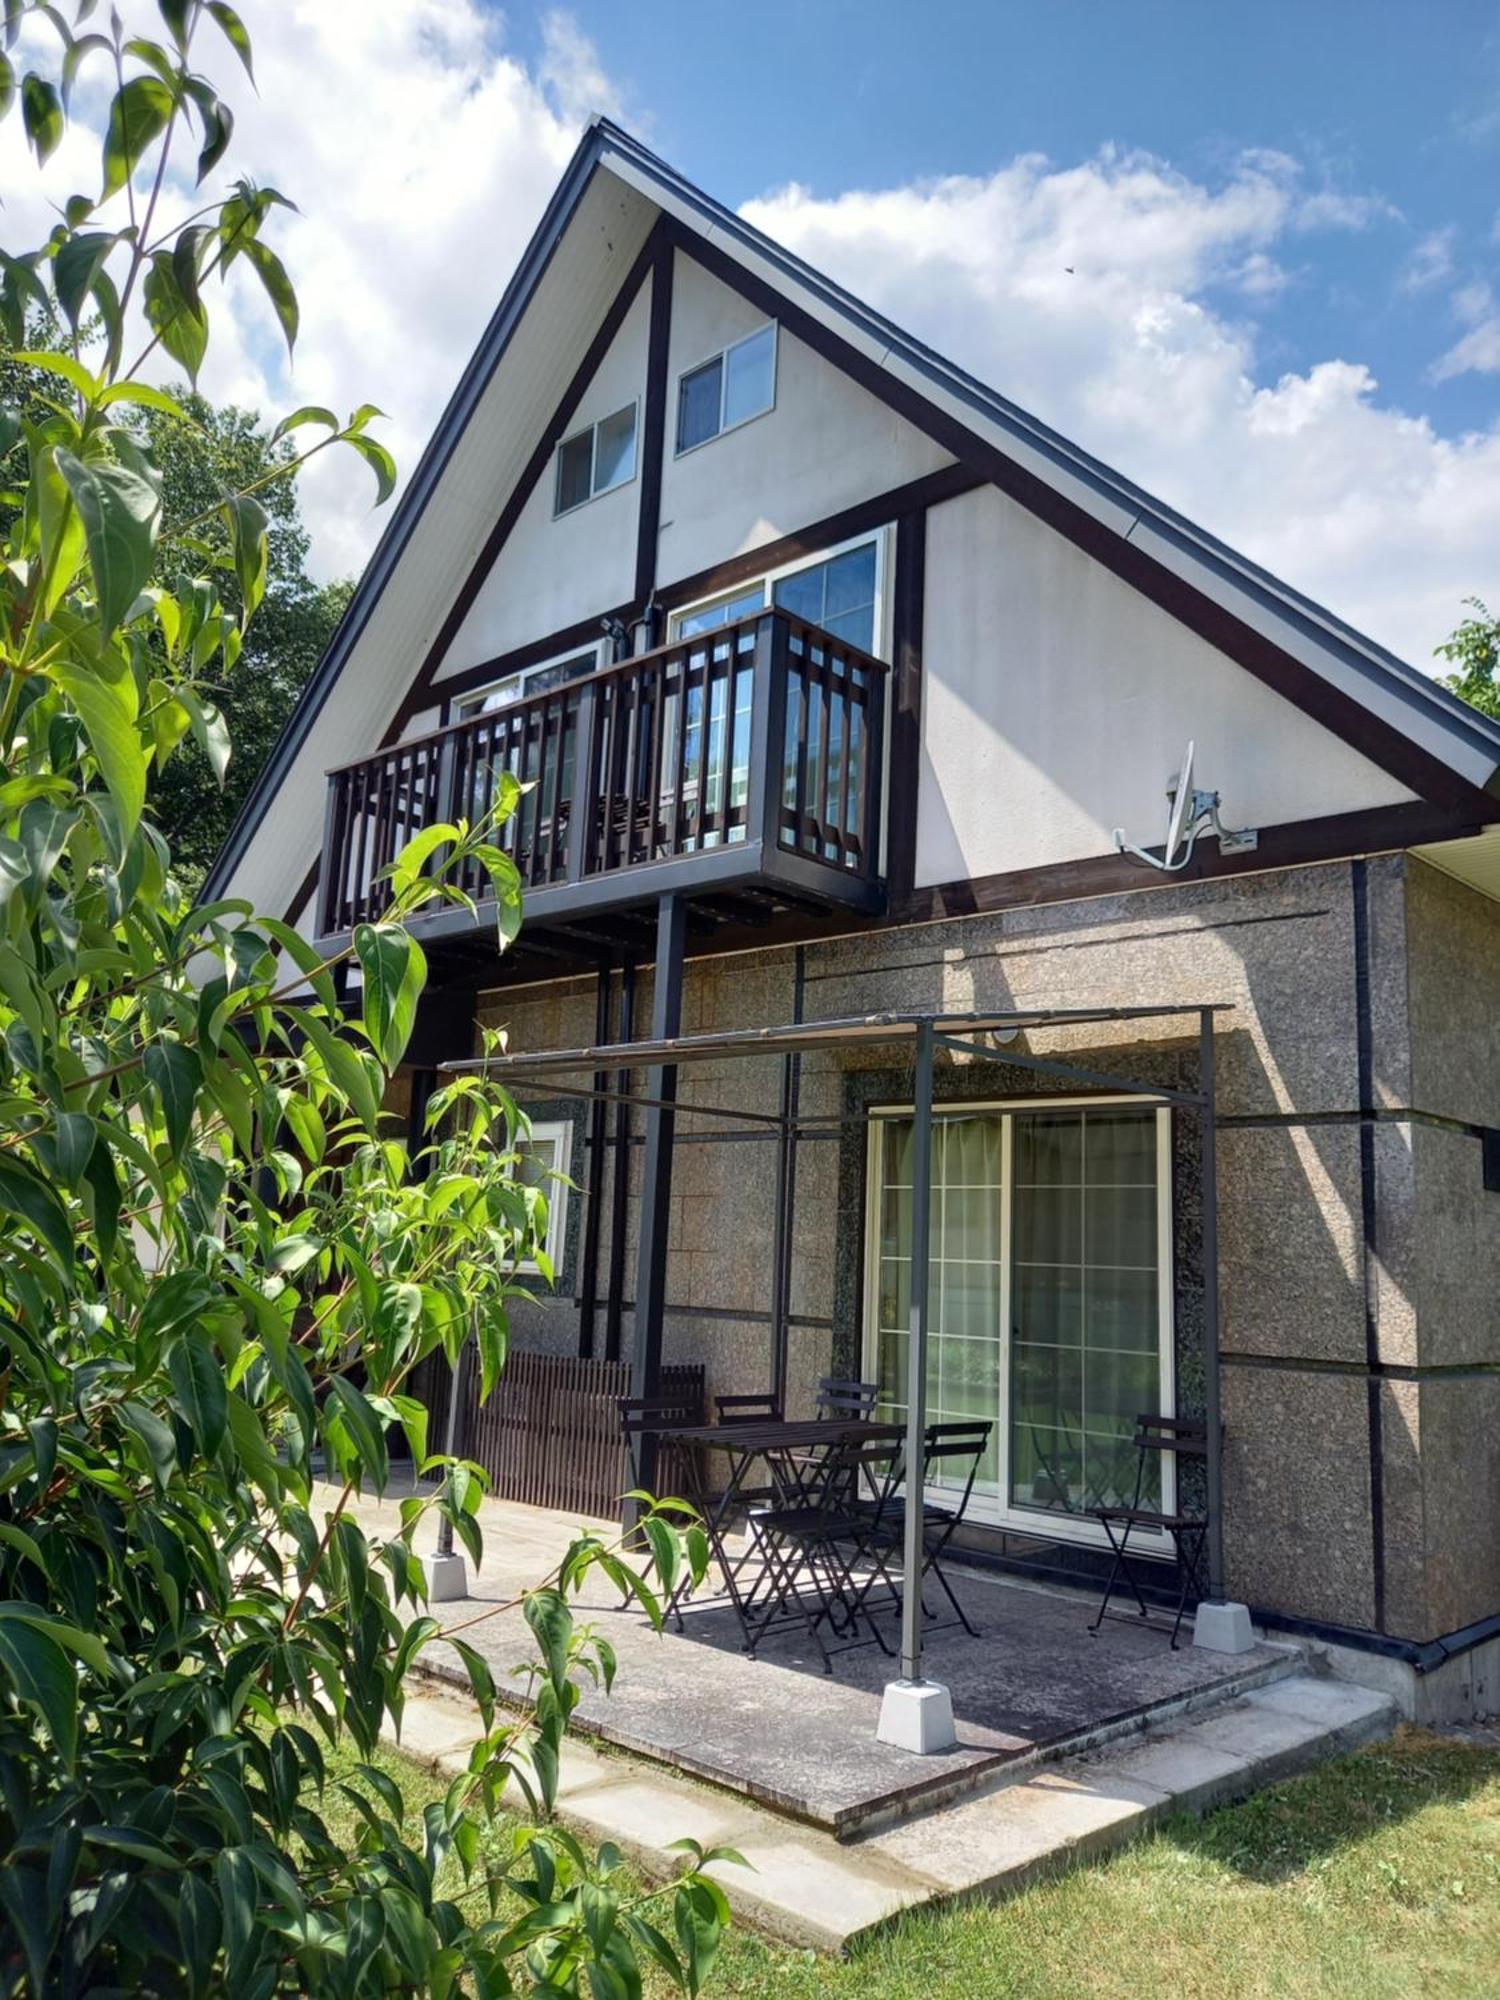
[[204, 118, 1500, 915]]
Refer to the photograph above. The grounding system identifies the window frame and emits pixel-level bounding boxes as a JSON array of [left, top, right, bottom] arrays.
[[516, 1117, 573, 1278], [674, 321, 779, 457], [666, 526, 894, 659], [453, 640, 606, 722], [861, 1094, 1176, 1553], [552, 398, 640, 518]]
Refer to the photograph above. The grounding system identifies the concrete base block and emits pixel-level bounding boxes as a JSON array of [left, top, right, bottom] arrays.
[[1194, 1601, 1255, 1655], [423, 1552, 469, 1603], [876, 1679, 957, 1754]]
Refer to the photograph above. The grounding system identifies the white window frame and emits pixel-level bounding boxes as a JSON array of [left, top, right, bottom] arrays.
[[517, 1118, 573, 1278], [454, 640, 606, 721], [674, 320, 778, 457], [861, 1095, 1176, 1554], [553, 398, 640, 517], [667, 525, 895, 661]]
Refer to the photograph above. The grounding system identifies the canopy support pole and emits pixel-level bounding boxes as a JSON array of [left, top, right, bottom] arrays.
[[626, 894, 686, 1524]]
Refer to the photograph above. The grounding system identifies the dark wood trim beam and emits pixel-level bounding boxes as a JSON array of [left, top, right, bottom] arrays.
[[887, 507, 927, 905], [634, 234, 674, 606], [674, 224, 1497, 819], [894, 799, 1485, 927], [386, 217, 670, 744]]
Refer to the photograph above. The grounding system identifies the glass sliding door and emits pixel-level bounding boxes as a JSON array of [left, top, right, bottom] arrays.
[[865, 1099, 1172, 1542]]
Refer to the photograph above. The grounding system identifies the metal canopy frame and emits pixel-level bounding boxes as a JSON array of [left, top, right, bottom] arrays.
[[443, 1000, 1231, 1686]]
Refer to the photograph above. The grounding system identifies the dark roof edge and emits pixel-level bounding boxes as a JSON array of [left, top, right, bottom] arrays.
[[201, 126, 616, 902], [592, 120, 1500, 777]]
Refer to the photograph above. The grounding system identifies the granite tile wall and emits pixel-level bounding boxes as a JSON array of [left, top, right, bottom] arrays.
[[414, 848, 1500, 1642]]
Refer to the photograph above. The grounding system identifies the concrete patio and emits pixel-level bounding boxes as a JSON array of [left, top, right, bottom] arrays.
[[339, 1480, 1309, 1838]]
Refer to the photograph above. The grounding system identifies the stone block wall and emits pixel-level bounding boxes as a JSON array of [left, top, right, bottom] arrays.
[[437, 847, 1500, 1647]]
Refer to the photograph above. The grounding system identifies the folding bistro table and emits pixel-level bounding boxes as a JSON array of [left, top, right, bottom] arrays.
[[644, 1416, 905, 1645]]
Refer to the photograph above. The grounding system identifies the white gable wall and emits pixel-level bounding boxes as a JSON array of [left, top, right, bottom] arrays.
[[655, 254, 952, 589], [434, 277, 652, 681], [916, 485, 1416, 889]]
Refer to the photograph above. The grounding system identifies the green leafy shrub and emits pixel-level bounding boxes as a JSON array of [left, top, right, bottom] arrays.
[[0, 5, 727, 1991]]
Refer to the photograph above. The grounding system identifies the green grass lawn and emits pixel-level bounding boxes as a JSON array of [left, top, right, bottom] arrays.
[[339, 1725, 1500, 1998]]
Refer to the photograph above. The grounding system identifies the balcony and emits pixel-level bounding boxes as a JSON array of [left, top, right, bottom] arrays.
[[315, 609, 888, 963]]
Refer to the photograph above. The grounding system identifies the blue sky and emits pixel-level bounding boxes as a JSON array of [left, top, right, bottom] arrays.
[[522, 0, 1500, 439]]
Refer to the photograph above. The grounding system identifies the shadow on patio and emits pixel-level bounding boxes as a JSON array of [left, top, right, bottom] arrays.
[[339, 1480, 1295, 1840]]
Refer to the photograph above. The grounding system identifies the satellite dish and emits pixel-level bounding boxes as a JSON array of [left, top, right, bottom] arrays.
[[1162, 742, 1195, 868], [1112, 738, 1257, 873]]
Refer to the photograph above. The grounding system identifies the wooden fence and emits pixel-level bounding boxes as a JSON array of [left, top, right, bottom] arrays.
[[414, 1349, 704, 1522]]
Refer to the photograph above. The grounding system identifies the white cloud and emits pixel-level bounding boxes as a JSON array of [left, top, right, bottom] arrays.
[[741, 153, 1500, 665], [1431, 279, 1500, 382], [0, 1, 615, 579], [1399, 225, 1457, 293]]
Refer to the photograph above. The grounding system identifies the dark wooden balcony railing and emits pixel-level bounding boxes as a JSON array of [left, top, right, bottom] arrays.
[[316, 608, 887, 941]]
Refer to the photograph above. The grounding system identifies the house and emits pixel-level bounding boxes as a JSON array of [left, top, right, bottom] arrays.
[[206, 120, 1500, 1719]]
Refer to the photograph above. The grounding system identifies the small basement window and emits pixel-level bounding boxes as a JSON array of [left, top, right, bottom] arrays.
[[517, 1118, 573, 1277], [676, 323, 777, 453], [554, 402, 638, 515]]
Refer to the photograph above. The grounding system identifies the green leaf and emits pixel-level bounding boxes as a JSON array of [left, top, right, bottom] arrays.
[[143, 1038, 202, 1153], [271, 404, 337, 443], [56, 660, 145, 844], [119, 1399, 177, 1492], [143, 251, 209, 385], [179, 686, 231, 783], [102, 74, 174, 197], [523, 1590, 572, 1700], [673, 1878, 727, 1998], [346, 430, 397, 505], [324, 1378, 389, 1493], [21, 72, 62, 166], [242, 236, 298, 353], [354, 923, 426, 1068], [296, 1007, 381, 1138], [54, 446, 162, 638], [206, 0, 254, 79], [222, 492, 268, 621], [53, 231, 117, 331], [168, 1330, 228, 1458], [0, 1614, 76, 1765], [0, 1156, 74, 1273]]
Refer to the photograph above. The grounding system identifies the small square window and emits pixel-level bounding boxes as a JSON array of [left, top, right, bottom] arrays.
[[554, 403, 637, 516], [594, 404, 637, 492], [675, 324, 776, 453], [677, 356, 722, 452], [555, 429, 593, 514]]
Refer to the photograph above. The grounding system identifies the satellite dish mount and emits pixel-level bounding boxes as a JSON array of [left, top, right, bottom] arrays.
[[1112, 741, 1258, 873]]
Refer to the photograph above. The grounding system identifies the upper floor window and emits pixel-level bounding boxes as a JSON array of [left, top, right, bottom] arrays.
[[668, 534, 884, 655], [554, 402, 638, 516], [456, 644, 602, 720], [676, 323, 777, 454]]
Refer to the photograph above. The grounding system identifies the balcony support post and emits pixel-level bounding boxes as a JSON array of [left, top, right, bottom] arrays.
[[745, 613, 787, 856], [565, 683, 598, 885], [626, 892, 687, 1525]]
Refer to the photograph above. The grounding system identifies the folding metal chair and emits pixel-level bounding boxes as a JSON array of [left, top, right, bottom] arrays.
[[747, 1436, 906, 1671], [1090, 1415, 1210, 1650], [854, 1421, 992, 1639], [815, 1377, 880, 1420]]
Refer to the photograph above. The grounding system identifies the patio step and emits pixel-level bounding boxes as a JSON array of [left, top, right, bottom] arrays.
[[389, 1667, 1396, 1954]]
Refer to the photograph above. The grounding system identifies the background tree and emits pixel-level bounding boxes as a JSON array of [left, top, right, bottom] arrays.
[[1435, 596, 1500, 721], [139, 392, 350, 880], [0, 5, 725, 1993]]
